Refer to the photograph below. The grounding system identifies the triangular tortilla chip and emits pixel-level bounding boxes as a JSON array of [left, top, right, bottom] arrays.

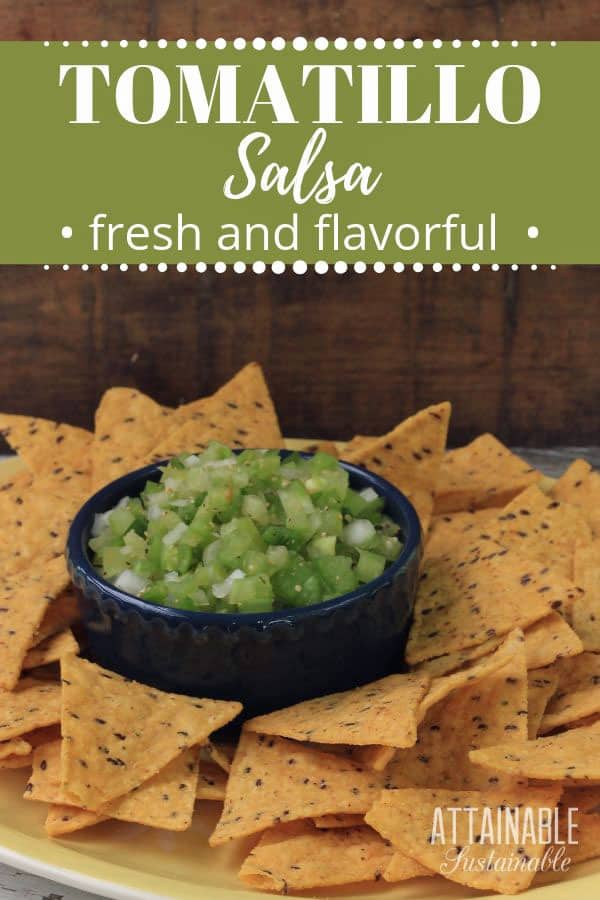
[[540, 653, 600, 734], [92, 387, 172, 489], [23, 629, 79, 670], [554, 808, 600, 866], [245, 673, 430, 748], [32, 589, 80, 645], [60, 654, 241, 809], [425, 508, 497, 559], [386, 631, 528, 791], [561, 784, 600, 814], [469, 721, 600, 782], [383, 850, 432, 882], [553, 458, 600, 537], [365, 785, 562, 894], [572, 541, 600, 651], [239, 821, 396, 891], [0, 753, 33, 769], [29, 739, 199, 831], [528, 668, 559, 739], [406, 546, 576, 664], [0, 414, 92, 497], [0, 738, 31, 761], [521, 612, 583, 669], [45, 805, 106, 837], [313, 814, 365, 829], [0, 678, 61, 741], [0, 557, 69, 690], [0, 474, 82, 577], [196, 761, 228, 801], [434, 433, 539, 514], [472, 484, 593, 580], [209, 731, 383, 846], [416, 612, 582, 679], [144, 363, 282, 463], [344, 402, 451, 532]]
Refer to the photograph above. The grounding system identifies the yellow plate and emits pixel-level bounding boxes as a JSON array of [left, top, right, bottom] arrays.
[[0, 456, 596, 899]]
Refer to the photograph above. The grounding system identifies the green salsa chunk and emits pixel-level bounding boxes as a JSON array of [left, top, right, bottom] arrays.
[[90, 444, 403, 614]]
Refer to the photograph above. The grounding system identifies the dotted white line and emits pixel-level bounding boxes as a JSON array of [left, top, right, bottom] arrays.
[[41, 263, 561, 272], [40, 38, 558, 49]]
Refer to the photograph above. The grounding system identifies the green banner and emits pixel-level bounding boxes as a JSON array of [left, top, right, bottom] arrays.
[[1, 40, 598, 263]]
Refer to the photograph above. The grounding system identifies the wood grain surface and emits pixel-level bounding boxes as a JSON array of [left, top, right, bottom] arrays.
[[0, 1, 598, 449], [1, 265, 598, 447]]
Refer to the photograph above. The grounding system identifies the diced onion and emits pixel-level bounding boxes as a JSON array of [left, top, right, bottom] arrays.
[[164, 477, 180, 491], [212, 568, 245, 599], [183, 454, 201, 468], [114, 570, 148, 595], [359, 487, 378, 502], [205, 458, 237, 469], [91, 511, 111, 537], [164, 571, 180, 582], [342, 518, 376, 547], [147, 504, 162, 521], [162, 522, 187, 546]]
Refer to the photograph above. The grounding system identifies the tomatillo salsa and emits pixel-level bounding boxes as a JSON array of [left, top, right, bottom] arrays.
[[89, 444, 403, 614]]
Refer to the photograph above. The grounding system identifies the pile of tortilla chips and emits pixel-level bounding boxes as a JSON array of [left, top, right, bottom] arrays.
[[1, 363, 599, 895]]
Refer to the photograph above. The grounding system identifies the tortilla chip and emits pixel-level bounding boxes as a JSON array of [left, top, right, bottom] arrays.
[[386, 630, 528, 791], [209, 731, 383, 846], [426, 509, 497, 559], [473, 485, 593, 580], [528, 668, 560, 739], [415, 637, 503, 678], [469, 721, 600, 782], [572, 541, 600, 651], [417, 612, 583, 679], [365, 785, 562, 894], [548, 805, 600, 867], [239, 821, 395, 892], [343, 435, 376, 455], [0, 414, 92, 497], [23, 629, 79, 670], [539, 652, 600, 734], [0, 738, 31, 761], [29, 739, 200, 830], [0, 557, 69, 690], [521, 613, 583, 669], [351, 746, 397, 771], [144, 363, 283, 463], [45, 805, 107, 837], [196, 761, 228, 801], [0, 474, 82, 577], [561, 785, 600, 814], [553, 458, 600, 537], [60, 654, 241, 809], [0, 752, 33, 769], [383, 850, 433, 882], [245, 672, 429, 748], [92, 387, 172, 489], [0, 678, 61, 741], [313, 814, 365, 829], [434, 434, 539, 515], [406, 546, 574, 664], [203, 741, 234, 774], [344, 402, 451, 532], [33, 589, 80, 645]]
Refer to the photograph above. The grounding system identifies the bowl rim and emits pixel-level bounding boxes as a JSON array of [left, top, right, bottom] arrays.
[[67, 450, 422, 627]]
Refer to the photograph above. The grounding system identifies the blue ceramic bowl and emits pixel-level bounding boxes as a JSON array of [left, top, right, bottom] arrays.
[[67, 452, 422, 717]]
